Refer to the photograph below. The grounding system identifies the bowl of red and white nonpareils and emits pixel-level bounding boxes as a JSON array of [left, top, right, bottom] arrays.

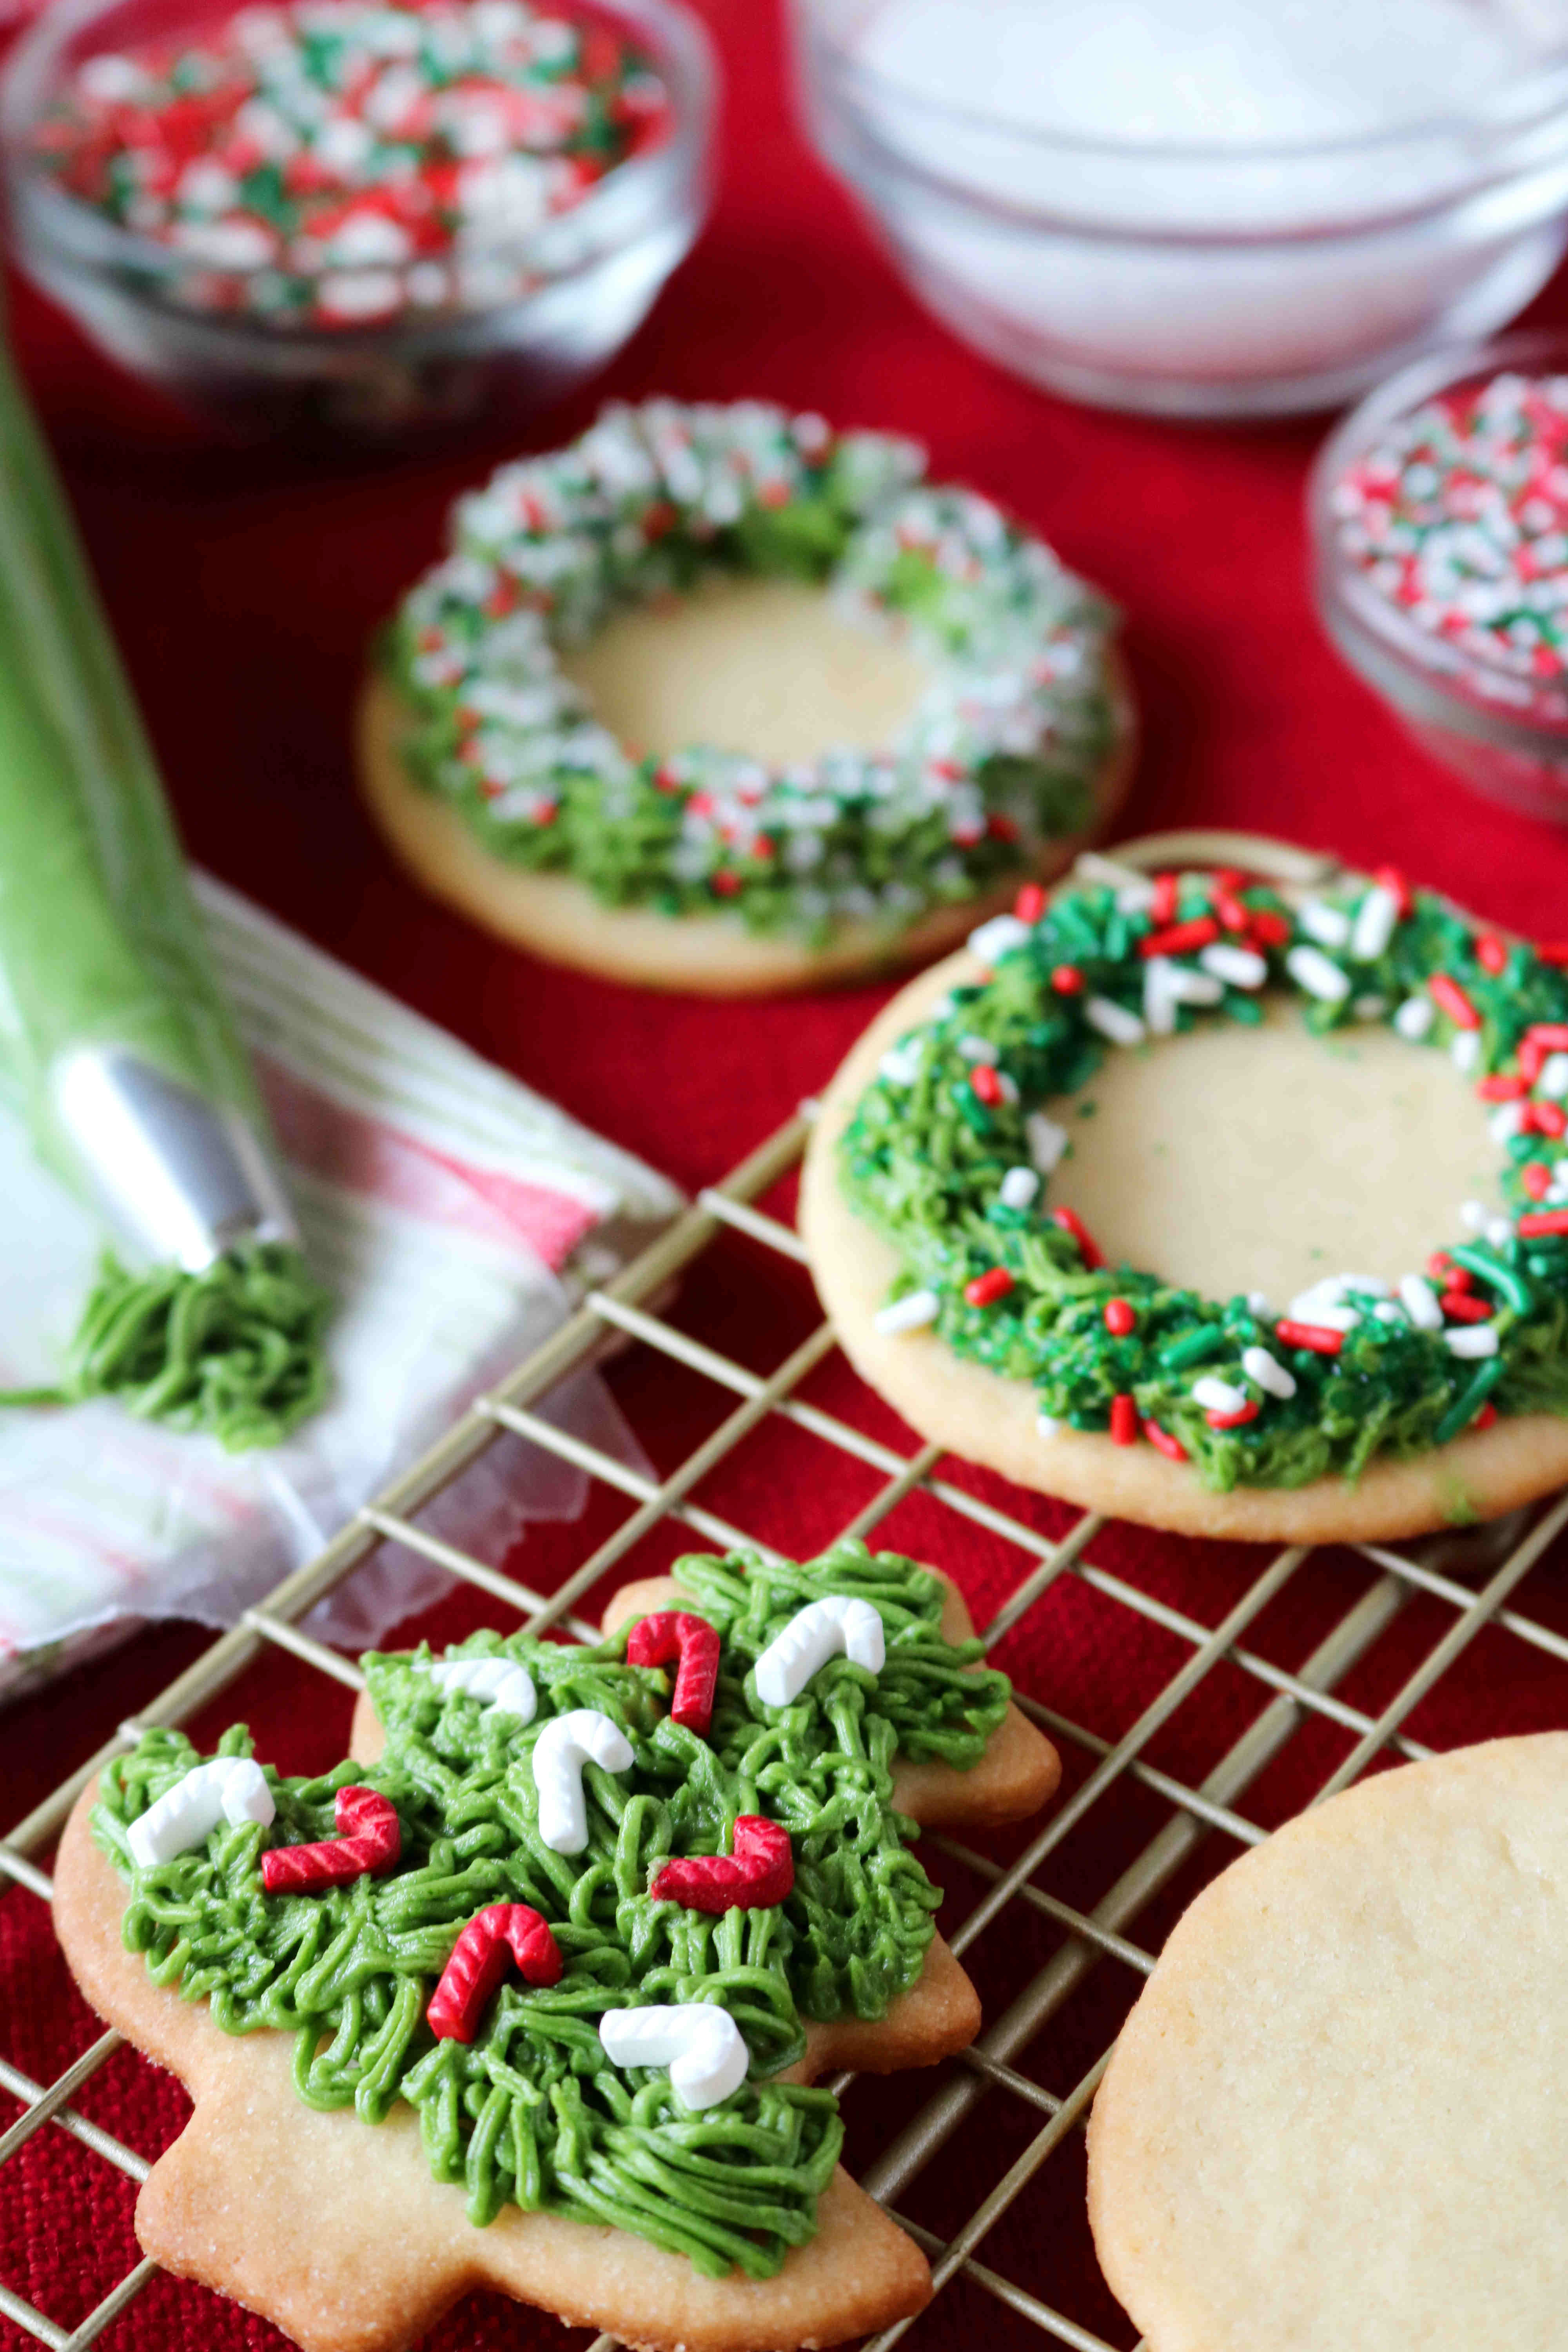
[[0, 0, 713, 437], [1311, 331, 1568, 825]]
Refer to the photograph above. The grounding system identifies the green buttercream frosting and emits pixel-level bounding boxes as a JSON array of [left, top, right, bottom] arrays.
[[93, 1541, 1011, 2277], [381, 400, 1125, 945], [2, 1240, 332, 1450], [839, 871, 1568, 1492]]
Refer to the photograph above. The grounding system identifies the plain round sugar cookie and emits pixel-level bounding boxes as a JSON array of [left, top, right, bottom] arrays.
[[360, 669, 1133, 993], [800, 861, 1568, 1542], [1087, 1735, 1568, 2352], [360, 400, 1136, 995]]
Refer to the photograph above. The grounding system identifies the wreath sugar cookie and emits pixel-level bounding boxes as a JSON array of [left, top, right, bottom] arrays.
[[54, 1541, 1060, 2352], [358, 400, 1135, 993], [1087, 1734, 1568, 2349], [801, 847, 1568, 1543]]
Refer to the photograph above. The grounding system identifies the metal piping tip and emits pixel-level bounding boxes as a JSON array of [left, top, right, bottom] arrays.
[[52, 1046, 297, 1273]]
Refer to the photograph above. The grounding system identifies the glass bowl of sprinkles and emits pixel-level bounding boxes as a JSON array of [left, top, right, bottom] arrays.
[[1311, 330, 1568, 822], [0, 0, 714, 438]]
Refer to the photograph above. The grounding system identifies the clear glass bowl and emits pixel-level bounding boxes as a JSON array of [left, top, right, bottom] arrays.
[[1310, 329, 1568, 824], [0, 0, 715, 441], [788, 0, 1568, 420]]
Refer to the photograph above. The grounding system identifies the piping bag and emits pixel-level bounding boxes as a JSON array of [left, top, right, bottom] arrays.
[[0, 315, 331, 1447]]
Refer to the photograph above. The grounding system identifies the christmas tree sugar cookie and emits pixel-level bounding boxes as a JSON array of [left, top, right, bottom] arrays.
[[1088, 1734, 1568, 2350], [359, 400, 1134, 993], [802, 851, 1568, 1543], [54, 1541, 1060, 2352]]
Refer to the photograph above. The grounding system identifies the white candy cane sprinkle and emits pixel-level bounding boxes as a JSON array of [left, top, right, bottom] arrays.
[[1394, 995, 1436, 1040], [1446, 1323, 1499, 1357], [957, 1033, 999, 1064], [1241, 1346, 1296, 1399], [1490, 1103, 1526, 1143], [878, 1041, 924, 1086], [1199, 942, 1267, 989], [1285, 944, 1351, 1003], [1452, 1031, 1483, 1073], [875, 1288, 940, 1335], [1487, 1216, 1514, 1250], [126, 1757, 275, 1870], [1541, 1052, 1568, 1099], [1037, 1414, 1062, 1438], [1026, 1112, 1069, 1174], [1085, 995, 1146, 1046], [1192, 1376, 1249, 1416], [1399, 1274, 1445, 1330], [1299, 900, 1352, 949], [753, 1596, 885, 1709], [998, 1166, 1040, 1211], [1459, 1200, 1490, 1232], [967, 914, 1032, 965], [598, 2004, 749, 2112], [1350, 884, 1400, 962], [531, 1710, 634, 1856], [421, 1657, 537, 1722]]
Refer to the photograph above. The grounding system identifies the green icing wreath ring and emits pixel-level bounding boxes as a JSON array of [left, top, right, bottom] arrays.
[[803, 837, 1568, 1543], [363, 401, 1133, 990]]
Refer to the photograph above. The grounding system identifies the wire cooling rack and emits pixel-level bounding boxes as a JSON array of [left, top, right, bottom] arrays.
[[6, 828, 1568, 2352]]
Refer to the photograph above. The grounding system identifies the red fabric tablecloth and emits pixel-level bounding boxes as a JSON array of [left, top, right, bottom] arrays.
[[9, 4, 1568, 2348]]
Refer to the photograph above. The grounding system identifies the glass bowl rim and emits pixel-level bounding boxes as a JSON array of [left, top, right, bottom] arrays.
[[791, 0, 1568, 174], [1310, 325, 1568, 760], [0, 0, 717, 338]]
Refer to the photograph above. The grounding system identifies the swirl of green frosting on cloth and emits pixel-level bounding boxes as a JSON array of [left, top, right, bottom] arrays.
[[381, 400, 1125, 945], [1, 1241, 332, 1449], [91, 1541, 1012, 2278], [840, 870, 1568, 1494]]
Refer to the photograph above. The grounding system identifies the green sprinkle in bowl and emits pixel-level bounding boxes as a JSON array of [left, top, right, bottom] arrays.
[[0, 0, 715, 442], [1310, 328, 1568, 824]]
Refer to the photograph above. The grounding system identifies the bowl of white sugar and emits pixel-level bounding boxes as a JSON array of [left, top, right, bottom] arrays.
[[790, 0, 1568, 419]]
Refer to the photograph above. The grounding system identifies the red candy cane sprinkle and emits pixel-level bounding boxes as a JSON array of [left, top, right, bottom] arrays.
[[1144, 1421, 1187, 1463], [1523, 1162, 1554, 1201], [1103, 1297, 1137, 1337], [428, 1904, 563, 2043], [650, 1817, 794, 1913], [1014, 883, 1047, 923], [1441, 1291, 1494, 1323], [1274, 1321, 1346, 1356], [260, 1786, 400, 1895], [970, 1062, 1005, 1108], [1521, 1210, 1568, 1236], [1051, 964, 1085, 995], [1149, 872, 1180, 926], [1051, 1206, 1105, 1269], [1372, 865, 1413, 918], [1530, 1100, 1568, 1140], [1527, 1023, 1568, 1049], [1429, 1254, 1471, 1290], [965, 1267, 1015, 1307], [1476, 934, 1510, 975], [1248, 909, 1291, 948], [1214, 889, 1250, 933], [1428, 972, 1481, 1030], [1138, 917, 1220, 960], [626, 1612, 721, 1738], [1109, 1393, 1139, 1446], [1206, 1400, 1261, 1431], [1477, 1074, 1528, 1101]]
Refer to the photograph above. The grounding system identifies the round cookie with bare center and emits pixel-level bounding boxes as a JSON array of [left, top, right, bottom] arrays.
[[801, 846, 1568, 1543], [359, 401, 1134, 994], [1087, 1734, 1568, 2351]]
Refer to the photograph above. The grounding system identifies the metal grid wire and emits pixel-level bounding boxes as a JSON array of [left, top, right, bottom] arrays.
[[6, 830, 1568, 2352]]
